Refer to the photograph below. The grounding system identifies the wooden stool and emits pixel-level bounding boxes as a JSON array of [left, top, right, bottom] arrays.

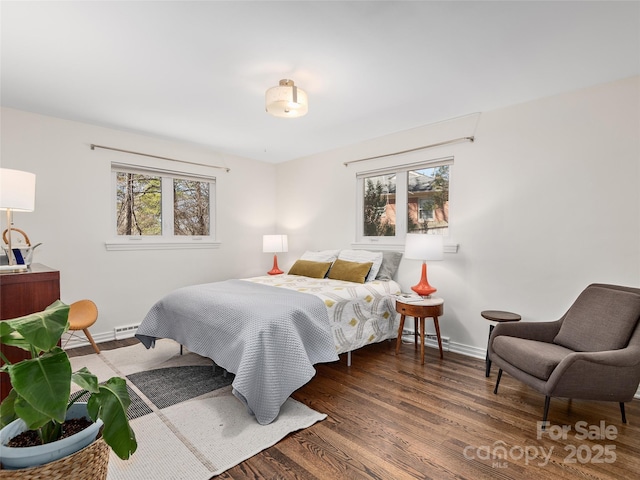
[[482, 310, 520, 376], [66, 299, 100, 354]]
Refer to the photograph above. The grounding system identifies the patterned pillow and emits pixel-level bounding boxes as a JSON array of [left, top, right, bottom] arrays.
[[327, 259, 373, 284], [338, 249, 383, 282]]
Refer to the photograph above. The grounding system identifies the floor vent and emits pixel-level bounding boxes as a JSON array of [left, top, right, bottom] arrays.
[[114, 324, 140, 340]]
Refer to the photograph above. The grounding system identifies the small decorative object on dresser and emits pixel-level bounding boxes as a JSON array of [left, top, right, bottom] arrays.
[[0, 168, 36, 271]]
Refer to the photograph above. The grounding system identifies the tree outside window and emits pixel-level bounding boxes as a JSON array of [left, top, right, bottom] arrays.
[[115, 169, 213, 237], [174, 179, 210, 236], [116, 172, 161, 235], [363, 174, 395, 236]]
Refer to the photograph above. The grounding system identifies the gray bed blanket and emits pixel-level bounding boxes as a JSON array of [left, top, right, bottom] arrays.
[[135, 279, 339, 424]]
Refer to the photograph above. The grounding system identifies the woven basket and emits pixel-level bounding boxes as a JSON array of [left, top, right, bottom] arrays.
[[0, 437, 109, 480]]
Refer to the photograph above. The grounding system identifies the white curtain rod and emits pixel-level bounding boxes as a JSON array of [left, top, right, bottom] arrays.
[[90, 144, 231, 172], [343, 136, 474, 167]]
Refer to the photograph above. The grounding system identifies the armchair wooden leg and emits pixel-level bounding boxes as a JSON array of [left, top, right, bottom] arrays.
[[493, 369, 503, 394], [620, 402, 627, 424], [542, 396, 551, 428]]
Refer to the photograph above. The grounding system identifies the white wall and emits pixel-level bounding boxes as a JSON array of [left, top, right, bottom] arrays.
[[1, 108, 278, 342], [2, 76, 638, 356], [276, 76, 640, 356]]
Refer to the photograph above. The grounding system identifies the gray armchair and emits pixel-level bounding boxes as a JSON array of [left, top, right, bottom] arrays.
[[489, 283, 640, 425]]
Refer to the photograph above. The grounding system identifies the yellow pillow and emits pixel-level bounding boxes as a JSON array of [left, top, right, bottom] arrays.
[[288, 259, 333, 278], [327, 259, 373, 284]]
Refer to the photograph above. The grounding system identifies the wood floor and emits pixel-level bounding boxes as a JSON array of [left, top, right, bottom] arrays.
[[70, 339, 640, 479]]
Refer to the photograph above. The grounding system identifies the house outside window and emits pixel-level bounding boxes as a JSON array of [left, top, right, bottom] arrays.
[[407, 165, 449, 234], [357, 157, 451, 244]]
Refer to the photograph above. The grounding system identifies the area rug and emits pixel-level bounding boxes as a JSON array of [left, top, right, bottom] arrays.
[[127, 365, 234, 409], [69, 340, 327, 479]]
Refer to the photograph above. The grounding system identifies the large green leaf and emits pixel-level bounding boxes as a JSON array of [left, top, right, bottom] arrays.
[[1, 301, 69, 353], [0, 321, 15, 343], [8, 348, 71, 426], [13, 395, 52, 430], [71, 367, 99, 395], [87, 377, 137, 460], [0, 322, 27, 354], [0, 389, 18, 428]]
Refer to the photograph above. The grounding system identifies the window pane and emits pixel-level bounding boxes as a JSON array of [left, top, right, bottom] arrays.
[[363, 174, 396, 236], [116, 172, 161, 235], [173, 179, 210, 236], [407, 165, 449, 234]]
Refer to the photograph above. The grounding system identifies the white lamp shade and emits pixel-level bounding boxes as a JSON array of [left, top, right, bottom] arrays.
[[265, 79, 308, 118], [0, 169, 36, 212], [404, 233, 443, 261], [263, 234, 288, 253]]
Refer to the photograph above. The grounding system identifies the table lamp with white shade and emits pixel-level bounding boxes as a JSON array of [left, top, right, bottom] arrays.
[[0, 168, 36, 270], [404, 233, 443, 297], [263, 234, 288, 275]]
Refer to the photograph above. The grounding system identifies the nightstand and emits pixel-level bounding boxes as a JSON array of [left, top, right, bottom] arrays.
[[395, 297, 444, 365]]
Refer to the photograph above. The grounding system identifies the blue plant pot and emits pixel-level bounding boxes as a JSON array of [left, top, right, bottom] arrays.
[[0, 402, 104, 470]]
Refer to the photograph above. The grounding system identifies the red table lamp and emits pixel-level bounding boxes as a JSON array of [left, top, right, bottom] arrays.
[[263, 234, 288, 275], [404, 233, 443, 297]]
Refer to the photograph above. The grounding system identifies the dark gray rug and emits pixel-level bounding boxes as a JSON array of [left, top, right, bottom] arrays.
[[74, 384, 153, 420], [127, 365, 235, 410]]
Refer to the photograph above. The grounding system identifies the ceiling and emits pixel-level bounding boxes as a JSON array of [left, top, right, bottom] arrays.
[[2, 1, 639, 164]]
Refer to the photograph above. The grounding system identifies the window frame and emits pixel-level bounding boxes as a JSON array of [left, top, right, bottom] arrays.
[[106, 162, 219, 251], [355, 156, 453, 247]]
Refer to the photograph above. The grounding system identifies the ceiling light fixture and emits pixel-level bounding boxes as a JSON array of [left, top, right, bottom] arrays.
[[265, 79, 308, 118]]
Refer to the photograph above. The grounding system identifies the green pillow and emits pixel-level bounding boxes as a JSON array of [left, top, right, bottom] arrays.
[[327, 259, 373, 284], [288, 259, 333, 278]]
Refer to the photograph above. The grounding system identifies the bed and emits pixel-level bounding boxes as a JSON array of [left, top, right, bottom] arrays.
[[135, 250, 403, 424]]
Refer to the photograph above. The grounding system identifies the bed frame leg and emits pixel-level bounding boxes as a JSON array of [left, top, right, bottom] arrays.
[[347, 351, 352, 367]]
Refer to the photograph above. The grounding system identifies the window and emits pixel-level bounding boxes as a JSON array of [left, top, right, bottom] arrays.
[[357, 157, 452, 244], [109, 163, 216, 249], [407, 165, 449, 234], [116, 171, 162, 235], [363, 173, 395, 236], [172, 178, 210, 236]]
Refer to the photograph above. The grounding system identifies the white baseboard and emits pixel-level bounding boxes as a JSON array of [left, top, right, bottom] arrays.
[[400, 329, 485, 359], [62, 328, 137, 351]]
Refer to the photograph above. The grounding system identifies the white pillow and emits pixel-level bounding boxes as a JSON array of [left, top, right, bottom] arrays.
[[300, 249, 340, 263], [338, 249, 383, 282]]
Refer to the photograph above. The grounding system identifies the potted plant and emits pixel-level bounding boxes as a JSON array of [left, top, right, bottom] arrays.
[[0, 300, 137, 471]]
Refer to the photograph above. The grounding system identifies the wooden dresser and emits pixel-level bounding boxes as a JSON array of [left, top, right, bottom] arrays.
[[0, 263, 60, 401]]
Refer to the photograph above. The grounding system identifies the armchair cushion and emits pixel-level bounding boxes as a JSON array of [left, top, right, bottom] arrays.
[[553, 286, 640, 352], [493, 336, 574, 380]]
